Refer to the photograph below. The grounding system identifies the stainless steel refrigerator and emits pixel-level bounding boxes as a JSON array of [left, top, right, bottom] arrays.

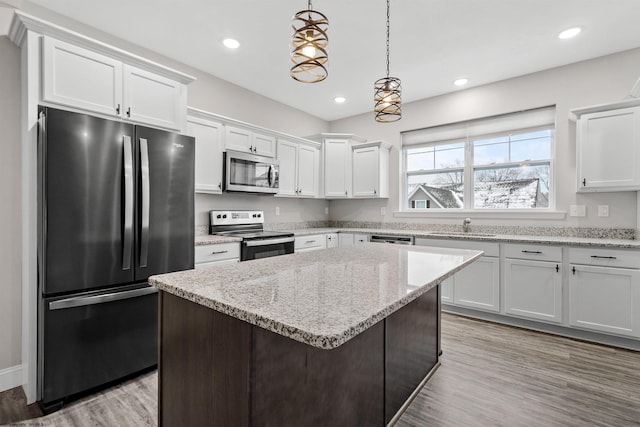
[[37, 106, 194, 412]]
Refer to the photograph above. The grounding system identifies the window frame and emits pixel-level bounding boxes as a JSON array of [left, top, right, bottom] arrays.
[[402, 124, 556, 212]]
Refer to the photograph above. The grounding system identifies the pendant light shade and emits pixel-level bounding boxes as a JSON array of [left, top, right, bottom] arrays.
[[290, 1, 328, 83], [374, 0, 401, 122]]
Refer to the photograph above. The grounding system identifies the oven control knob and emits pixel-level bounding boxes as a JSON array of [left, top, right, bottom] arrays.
[[223, 214, 227, 219], [252, 214, 256, 218], [216, 214, 222, 219], [257, 213, 262, 218]]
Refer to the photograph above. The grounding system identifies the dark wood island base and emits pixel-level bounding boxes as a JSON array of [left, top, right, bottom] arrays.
[[158, 287, 439, 426]]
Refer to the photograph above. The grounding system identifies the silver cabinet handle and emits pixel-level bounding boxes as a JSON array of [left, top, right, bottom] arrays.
[[139, 138, 150, 268], [49, 287, 157, 310], [345, 190, 347, 196], [122, 135, 134, 271], [245, 237, 294, 247], [306, 240, 316, 244], [126, 107, 131, 118], [590, 255, 617, 259], [522, 250, 542, 254], [116, 104, 121, 115], [211, 250, 229, 255], [374, 189, 377, 194]]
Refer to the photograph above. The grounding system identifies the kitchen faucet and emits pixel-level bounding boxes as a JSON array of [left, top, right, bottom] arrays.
[[462, 218, 471, 233]]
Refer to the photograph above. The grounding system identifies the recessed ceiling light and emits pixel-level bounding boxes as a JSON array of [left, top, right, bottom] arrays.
[[334, 96, 346, 103], [558, 27, 581, 39], [453, 78, 468, 87], [223, 38, 240, 49]]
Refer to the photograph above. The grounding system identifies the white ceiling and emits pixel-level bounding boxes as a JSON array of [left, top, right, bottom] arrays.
[[22, 0, 640, 121]]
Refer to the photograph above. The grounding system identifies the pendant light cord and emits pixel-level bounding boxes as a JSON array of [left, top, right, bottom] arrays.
[[386, 0, 390, 78]]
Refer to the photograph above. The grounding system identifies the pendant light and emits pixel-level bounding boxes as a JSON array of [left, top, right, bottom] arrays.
[[374, 0, 402, 122], [290, 0, 329, 83]]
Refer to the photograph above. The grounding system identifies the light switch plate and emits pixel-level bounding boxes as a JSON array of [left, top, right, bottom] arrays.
[[275, 206, 280, 216]]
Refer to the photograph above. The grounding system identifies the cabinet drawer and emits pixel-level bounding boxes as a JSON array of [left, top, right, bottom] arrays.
[[295, 234, 326, 251], [569, 247, 640, 269], [195, 243, 240, 265], [504, 244, 561, 262], [416, 238, 499, 257]]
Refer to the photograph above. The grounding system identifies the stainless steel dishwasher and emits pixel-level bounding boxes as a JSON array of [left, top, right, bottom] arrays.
[[369, 234, 415, 245]]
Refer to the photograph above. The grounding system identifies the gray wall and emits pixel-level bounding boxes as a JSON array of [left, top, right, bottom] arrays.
[[0, 36, 22, 372], [328, 48, 640, 228]]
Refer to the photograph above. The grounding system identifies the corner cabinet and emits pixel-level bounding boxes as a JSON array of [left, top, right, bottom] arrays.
[[42, 36, 192, 131], [186, 108, 224, 194], [352, 141, 390, 198], [277, 138, 320, 198], [572, 101, 640, 192], [307, 133, 366, 198]]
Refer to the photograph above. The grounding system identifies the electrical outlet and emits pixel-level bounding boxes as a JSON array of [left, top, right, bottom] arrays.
[[381, 207, 386, 216], [275, 206, 280, 216], [598, 205, 609, 217]]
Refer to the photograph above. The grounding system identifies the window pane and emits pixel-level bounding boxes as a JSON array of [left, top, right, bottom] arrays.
[[474, 142, 509, 165], [407, 147, 434, 171], [510, 136, 551, 162], [434, 145, 465, 168], [408, 171, 464, 209], [473, 164, 550, 209]]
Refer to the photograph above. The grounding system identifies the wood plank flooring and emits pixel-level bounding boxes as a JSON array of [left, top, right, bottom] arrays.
[[2, 313, 639, 426]]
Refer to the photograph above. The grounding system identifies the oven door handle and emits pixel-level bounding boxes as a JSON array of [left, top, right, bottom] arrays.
[[244, 237, 295, 247]]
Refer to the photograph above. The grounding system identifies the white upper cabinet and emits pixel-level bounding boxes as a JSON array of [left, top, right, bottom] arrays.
[[186, 109, 224, 194], [572, 102, 640, 192], [42, 37, 122, 118], [352, 141, 390, 198], [277, 138, 320, 198], [41, 36, 192, 131], [225, 125, 276, 157], [324, 138, 352, 198], [123, 65, 184, 130]]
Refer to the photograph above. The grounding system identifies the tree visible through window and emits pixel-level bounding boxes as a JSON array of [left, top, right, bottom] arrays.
[[403, 108, 555, 210]]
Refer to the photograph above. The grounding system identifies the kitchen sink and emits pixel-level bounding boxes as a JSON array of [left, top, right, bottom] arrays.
[[428, 231, 496, 237]]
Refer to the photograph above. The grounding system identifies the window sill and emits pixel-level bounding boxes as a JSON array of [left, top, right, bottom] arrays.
[[393, 209, 567, 220]]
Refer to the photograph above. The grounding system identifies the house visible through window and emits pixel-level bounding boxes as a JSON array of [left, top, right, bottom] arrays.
[[402, 106, 555, 211]]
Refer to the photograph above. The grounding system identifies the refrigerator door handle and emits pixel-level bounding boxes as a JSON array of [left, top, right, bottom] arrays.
[[139, 137, 150, 268], [122, 135, 134, 271], [49, 287, 158, 310]]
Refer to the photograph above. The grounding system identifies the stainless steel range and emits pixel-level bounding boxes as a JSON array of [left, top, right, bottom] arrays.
[[209, 210, 294, 261]]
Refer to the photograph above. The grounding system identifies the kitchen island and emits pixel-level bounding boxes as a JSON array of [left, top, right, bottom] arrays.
[[150, 243, 482, 426]]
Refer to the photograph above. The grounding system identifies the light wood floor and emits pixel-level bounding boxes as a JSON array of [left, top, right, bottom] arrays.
[[2, 313, 639, 426]]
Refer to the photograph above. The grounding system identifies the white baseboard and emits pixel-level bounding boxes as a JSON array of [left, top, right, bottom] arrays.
[[0, 364, 23, 393]]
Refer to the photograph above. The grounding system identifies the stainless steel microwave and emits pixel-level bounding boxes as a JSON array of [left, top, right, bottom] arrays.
[[223, 150, 279, 194]]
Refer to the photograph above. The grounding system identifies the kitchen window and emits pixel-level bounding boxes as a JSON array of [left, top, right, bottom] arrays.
[[402, 106, 555, 211]]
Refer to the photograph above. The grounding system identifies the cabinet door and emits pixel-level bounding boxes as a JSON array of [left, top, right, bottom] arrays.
[[224, 125, 253, 153], [504, 259, 562, 323], [352, 146, 379, 197], [297, 144, 319, 197], [187, 115, 223, 193], [252, 132, 276, 157], [453, 256, 500, 312], [577, 107, 640, 191], [326, 233, 339, 248], [123, 65, 183, 131], [277, 140, 299, 196], [324, 139, 350, 198], [42, 37, 122, 117], [440, 277, 454, 303], [339, 233, 354, 246], [354, 234, 368, 244], [569, 265, 640, 338]]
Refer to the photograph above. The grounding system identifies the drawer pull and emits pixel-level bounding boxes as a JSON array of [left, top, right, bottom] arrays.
[[211, 250, 229, 255], [522, 250, 543, 254], [590, 255, 617, 259], [306, 240, 317, 244]]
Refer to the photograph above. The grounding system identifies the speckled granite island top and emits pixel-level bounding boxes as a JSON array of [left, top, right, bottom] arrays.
[[150, 243, 482, 349]]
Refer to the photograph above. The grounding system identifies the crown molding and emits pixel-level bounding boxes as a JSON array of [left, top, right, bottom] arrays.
[[8, 10, 196, 84]]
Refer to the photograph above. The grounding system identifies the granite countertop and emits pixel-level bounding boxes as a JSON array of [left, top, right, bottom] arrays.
[[195, 235, 242, 245], [151, 244, 482, 349], [289, 228, 640, 249]]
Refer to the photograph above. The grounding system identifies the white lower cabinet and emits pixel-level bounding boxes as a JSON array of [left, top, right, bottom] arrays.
[[195, 243, 240, 268], [453, 256, 500, 312], [569, 264, 640, 338], [338, 233, 368, 246], [504, 259, 563, 323], [295, 234, 327, 253], [326, 233, 339, 248], [415, 238, 500, 312]]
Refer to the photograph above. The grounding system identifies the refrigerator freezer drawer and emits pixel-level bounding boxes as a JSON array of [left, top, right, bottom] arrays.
[[40, 285, 158, 410]]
